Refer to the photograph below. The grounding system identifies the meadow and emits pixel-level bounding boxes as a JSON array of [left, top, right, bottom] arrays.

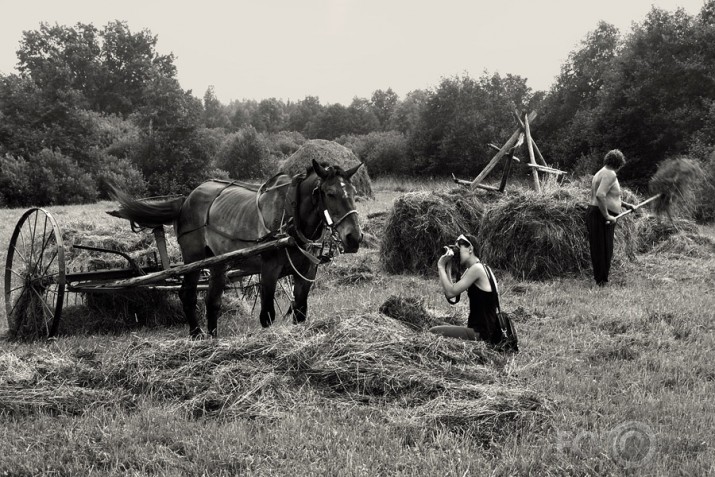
[[1, 177, 713, 476]]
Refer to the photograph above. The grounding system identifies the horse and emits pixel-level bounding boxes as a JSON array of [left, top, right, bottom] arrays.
[[107, 159, 363, 338]]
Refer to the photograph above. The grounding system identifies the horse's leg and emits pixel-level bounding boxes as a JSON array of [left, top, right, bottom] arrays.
[[259, 259, 283, 328], [292, 263, 318, 324], [180, 270, 203, 338], [206, 264, 228, 338]]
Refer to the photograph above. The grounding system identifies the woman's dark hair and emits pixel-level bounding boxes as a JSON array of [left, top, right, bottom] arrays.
[[604, 149, 626, 169]]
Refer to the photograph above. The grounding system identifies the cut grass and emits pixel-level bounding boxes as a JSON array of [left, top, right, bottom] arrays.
[[0, 178, 713, 476]]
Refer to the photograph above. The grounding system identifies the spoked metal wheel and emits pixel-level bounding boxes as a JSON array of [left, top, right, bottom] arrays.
[[240, 274, 295, 322], [5, 208, 65, 338]]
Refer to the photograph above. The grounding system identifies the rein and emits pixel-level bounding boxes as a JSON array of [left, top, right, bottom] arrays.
[[283, 174, 358, 282]]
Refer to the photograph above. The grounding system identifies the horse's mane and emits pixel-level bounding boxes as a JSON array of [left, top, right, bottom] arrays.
[[304, 162, 350, 179]]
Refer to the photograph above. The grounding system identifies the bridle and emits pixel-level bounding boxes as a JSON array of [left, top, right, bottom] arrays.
[[284, 173, 359, 282]]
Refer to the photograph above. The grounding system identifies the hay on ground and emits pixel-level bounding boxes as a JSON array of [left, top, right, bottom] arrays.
[[107, 314, 547, 430], [0, 350, 135, 416], [279, 139, 373, 199], [649, 232, 715, 258], [635, 215, 700, 253], [477, 184, 639, 280], [380, 189, 485, 275]]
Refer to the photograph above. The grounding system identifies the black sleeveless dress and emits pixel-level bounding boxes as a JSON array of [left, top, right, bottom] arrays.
[[466, 272, 502, 344]]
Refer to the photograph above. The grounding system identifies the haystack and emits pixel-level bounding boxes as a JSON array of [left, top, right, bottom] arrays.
[[477, 184, 640, 280], [380, 189, 485, 275], [279, 139, 373, 198]]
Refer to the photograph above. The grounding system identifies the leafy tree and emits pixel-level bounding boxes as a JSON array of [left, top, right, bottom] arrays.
[[537, 22, 622, 170], [411, 73, 534, 176], [311, 103, 353, 139], [388, 89, 429, 136], [347, 97, 380, 135], [202, 85, 231, 129], [96, 21, 177, 116], [251, 98, 286, 133], [593, 6, 715, 186], [286, 96, 323, 136], [370, 88, 399, 130]]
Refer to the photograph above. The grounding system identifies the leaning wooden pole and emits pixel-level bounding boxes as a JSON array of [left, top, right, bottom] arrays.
[[523, 112, 541, 193], [471, 110, 537, 188]]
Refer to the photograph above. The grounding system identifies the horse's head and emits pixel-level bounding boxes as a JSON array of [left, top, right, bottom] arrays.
[[311, 159, 363, 253]]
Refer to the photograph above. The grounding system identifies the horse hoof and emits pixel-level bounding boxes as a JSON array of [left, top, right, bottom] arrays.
[[189, 327, 206, 340]]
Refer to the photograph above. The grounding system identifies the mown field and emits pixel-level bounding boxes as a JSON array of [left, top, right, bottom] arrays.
[[1, 177, 714, 476]]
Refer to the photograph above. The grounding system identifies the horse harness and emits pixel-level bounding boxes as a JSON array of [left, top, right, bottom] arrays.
[[177, 174, 357, 275]]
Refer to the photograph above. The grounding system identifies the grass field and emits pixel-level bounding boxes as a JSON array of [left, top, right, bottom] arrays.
[[1, 177, 714, 476]]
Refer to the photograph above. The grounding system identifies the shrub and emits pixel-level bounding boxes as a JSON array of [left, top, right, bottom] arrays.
[[264, 131, 306, 158], [0, 154, 32, 207], [338, 132, 410, 176], [694, 150, 715, 223], [27, 149, 98, 205], [87, 149, 148, 199], [216, 126, 272, 180]]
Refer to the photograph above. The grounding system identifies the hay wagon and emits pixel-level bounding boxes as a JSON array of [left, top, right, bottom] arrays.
[[4, 207, 299, 338]]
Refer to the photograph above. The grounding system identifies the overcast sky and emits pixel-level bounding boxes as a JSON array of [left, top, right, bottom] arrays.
[[0, 0, 707, 105]]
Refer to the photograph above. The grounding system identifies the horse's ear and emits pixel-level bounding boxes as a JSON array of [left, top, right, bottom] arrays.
[[344, 162, 363, 179], [312, 159, 329, 179]]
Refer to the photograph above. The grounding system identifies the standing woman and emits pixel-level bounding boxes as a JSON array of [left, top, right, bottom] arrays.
[[430, 233, 502, 344]]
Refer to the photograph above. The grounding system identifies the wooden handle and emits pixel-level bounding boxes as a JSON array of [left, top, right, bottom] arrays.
[[614, 194, 662, 219]]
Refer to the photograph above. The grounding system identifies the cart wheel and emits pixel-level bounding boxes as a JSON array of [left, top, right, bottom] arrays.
[[5, 208, 65, 338], [241, 274, 295, 322]]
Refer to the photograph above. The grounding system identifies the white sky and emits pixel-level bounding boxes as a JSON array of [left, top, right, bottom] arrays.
[[0, 0, 708, 105]]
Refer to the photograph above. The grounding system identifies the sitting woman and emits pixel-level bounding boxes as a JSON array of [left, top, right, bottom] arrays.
[[430, 233, 503, 343]]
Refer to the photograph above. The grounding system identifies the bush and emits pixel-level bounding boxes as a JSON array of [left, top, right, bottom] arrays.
[[28, 149, 98, 205], [264, 131, 306, 158], [694, 150, 715, 223], [1, 149, 98, 206], [338, 132, 410, 176], [87, 149, 147, 199], [216, 126, 272, 180], [0, 154, 32, 207]]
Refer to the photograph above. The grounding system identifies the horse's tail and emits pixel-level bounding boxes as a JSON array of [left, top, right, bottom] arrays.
[[106, 182, 185, 229]]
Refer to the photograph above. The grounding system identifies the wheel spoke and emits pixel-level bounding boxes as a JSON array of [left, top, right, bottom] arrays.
[[39, 248, 59, 278], [29, 211, 39, 267], [30, 216, 50, 277], [7, 286, 29, 319], [29, 286, 56, 326], [9, 242, 30, 268]]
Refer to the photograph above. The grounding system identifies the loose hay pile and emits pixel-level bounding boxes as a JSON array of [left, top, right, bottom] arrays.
[[636, 215, 700, 253], [279, 139, 374, 199], [381, 189, 485, 275], [379, 295, 464, 330], [0, 350, 135, 415], [1, 315, 547, 439], [649, 232, 715, 258], [477, 185, 639, 280]]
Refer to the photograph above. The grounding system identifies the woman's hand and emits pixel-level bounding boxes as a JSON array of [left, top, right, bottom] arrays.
[[438, 247, 454, 268]]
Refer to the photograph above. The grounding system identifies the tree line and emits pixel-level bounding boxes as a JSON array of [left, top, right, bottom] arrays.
[[1, 3, 714, 221]]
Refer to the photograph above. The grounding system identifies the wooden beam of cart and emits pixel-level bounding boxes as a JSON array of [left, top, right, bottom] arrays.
[[90, 236, 295, 289]]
